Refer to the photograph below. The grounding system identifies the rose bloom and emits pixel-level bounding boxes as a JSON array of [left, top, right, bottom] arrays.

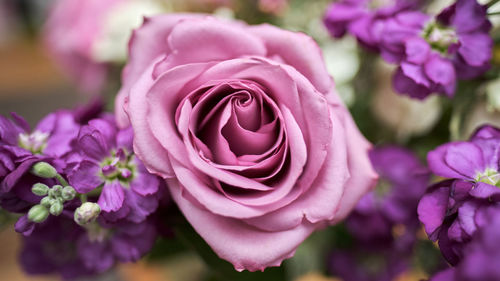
[[115, 14, 377, 271]]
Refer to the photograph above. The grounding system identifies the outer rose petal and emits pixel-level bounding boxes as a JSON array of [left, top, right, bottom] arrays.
[[116, 14, 202, 128], [248, 24, 334, 95], [168, 178, 318, 272], [329, 105, 378, 223], [127, 59, 206, 178]]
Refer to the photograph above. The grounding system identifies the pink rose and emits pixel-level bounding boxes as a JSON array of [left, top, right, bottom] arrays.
[[44, 0, 123, 94], [116, 15, 377, 271]]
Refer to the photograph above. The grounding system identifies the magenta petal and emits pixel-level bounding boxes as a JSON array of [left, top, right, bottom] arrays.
[[405, 37, 430, 64], [428, 142, 472, 179], [98, 181, 125, 212], [417, 185, 450, 239], [401, 62, 431, 87], [130, 165, 160, 196], [458, 201, 480, 236], [67, 160, 103, 194], [458, 33, 493, 67], [470, 182, 500, 199], [424, 55, 456, 86], [444, 142, 485, 179]]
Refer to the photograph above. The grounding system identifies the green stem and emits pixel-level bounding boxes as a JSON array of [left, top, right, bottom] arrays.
[[79, 194, 88, 204], [55, 174, 69, 186], [488, 11, 500, 16]]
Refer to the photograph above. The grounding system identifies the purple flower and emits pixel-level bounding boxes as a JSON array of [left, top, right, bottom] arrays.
[[0, 111, 81, 213], [329, 146, 429, 281], [66, 117, 163, 223], [436, 0, 493, 80], [323, 0, 420, 51], [418, 125, 500, 265], [325, 0, 492, 99], [347, 146, 429, 242], [392, 0, 492, 99], [76, 219, 157, 273], [19, 213, 157, 279], [429, 209, 500, 281], [19, 217, 96, 280]]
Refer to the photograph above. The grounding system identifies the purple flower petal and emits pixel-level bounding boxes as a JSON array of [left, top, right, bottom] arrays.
[[98, 181, 125, 212], [444, 142, 485, 179], [469, 182, 500, 199], [405, 37, 430, 64], [458, 200, 480, 236], [452, 0, 488, 34], [77, 238, 114, 273], [458, 33, 493, 67], [130, 165, 160, 196], [67, 160, 103, 193], [418, 183, 450, 239], [392, 67, 431, 99], [14, 215, 35, 236], [424, 54, 456, 86], [123, 190, 158, 223], [428, 143, 468, 179]]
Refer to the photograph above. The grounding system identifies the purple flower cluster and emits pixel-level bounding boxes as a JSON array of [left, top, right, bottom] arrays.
[[324, 0, 493, 99], [0, 104, 164, 279], [329, 146, 429, 281], [419, 125, 500, 280]]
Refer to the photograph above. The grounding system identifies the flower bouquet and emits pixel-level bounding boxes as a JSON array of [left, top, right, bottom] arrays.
[[1, 0, 499, 280]]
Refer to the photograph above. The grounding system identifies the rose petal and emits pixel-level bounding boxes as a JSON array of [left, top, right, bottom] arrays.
[[249, 24, 334, 94], [168, 178, 317, 272]]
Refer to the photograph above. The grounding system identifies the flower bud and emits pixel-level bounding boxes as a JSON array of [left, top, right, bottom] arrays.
[[40, 196, 51, 208], [28, 205, 49, 223], [31, 162, 57, 179], [74, 202, 101, 225], [49, 202, 63, 216], [32, 183, 49, 196], [61, 186, 76, 201], [49, 185, 63, 198]]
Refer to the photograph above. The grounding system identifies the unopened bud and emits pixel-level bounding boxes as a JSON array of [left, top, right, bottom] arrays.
[[40, 197, 51, 208], [49, 202, 63, 216], [74, 202, 101, 225], [61, 186, 76, 201], [49, 185, 62, 198], [28, 205, 49, 223], [31, 162, 57, 178], [32, 183, 49, 196]]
